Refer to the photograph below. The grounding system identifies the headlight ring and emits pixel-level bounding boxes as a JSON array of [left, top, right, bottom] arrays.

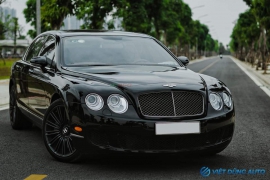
[[209, 93, 223, 111], [223, 92, 232, 108], [107, 94, 128, 114], [85, 93, 104, 111]]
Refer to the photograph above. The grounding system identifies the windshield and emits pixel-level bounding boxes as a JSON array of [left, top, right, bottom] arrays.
[[62, 36, 181, 66]]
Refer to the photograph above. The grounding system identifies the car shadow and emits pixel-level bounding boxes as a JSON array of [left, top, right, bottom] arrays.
[[77, 152, 234, 173]]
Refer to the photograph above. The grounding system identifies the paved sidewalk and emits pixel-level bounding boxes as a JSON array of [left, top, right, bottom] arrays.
[[230, 56, 270, 88], [0, 79, 9, 108]]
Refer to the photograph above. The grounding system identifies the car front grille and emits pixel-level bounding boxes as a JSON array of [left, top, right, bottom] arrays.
[[89, 125, 234, 151], [138, 91, 204, 117]]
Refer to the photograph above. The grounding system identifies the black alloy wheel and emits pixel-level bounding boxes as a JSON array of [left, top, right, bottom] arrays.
[[43, 99, 81, 162]]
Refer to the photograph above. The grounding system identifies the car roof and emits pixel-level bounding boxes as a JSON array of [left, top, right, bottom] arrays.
[[40, 30, 152, 38]]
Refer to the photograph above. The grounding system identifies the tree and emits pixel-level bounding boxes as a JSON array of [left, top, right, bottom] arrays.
[[219, 43, 225, 54], [76, 0, 121, 30], [24, 0, 50, 38], [205, 34, 216, 52], [24, 0, 76, 37], [41, 0, 75, 30], [0, 0, 6, 5], [238, 0, 270, 73], [22, 0, 218, 59], [252, 0, 270, 73], [118, 0, 152, 34], [12, 17, 18, 54], [230, 9, 260, 61], [0, 20, 6, 40]]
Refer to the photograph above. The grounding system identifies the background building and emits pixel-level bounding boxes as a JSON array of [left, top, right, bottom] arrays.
[[0, 6, 17, 22], [61, 15, 83, 30]]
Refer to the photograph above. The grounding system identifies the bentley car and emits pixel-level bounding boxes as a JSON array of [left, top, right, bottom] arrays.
[[9, 30, 235, 162]]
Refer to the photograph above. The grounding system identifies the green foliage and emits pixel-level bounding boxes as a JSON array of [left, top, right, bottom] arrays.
[[0, 58, 19, 80], [205, 34, 215, 51], [230, 9, 260, 51], [121, 0, 152, 33], [219, 43, 225, 53], [231, 0, 270, 72], [243, 0, 252, 7], [24, 0, 50, 38], [76, 0, 121, 29], [23, 0, 217, 54], [0, 20, 6, 39], [24, 0, 75, 37], [41, 0, 75, 30]]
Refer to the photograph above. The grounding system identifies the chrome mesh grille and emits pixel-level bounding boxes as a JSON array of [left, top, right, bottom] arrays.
[[173, 92, 204, 116], [138, 92, 175, 116], [138, 91, 204, 117]]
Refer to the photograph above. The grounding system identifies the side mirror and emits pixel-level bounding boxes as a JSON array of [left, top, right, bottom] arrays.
[[30, 56, 47, 66], [178, 56, 189, 66]]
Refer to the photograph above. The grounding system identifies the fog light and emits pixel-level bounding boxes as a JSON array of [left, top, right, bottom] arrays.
[[74, 126, 82, 132]]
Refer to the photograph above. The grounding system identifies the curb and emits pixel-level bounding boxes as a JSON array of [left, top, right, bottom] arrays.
[[0, 106, 8, 111], [0, 100, 9, 106], [229, 56, 270, 98], [0, 79, 9, 83], [230, 56, 270, 89]]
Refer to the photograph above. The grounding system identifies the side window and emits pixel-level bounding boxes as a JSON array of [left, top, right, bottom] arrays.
[[39, 36, 56, 68], [25, 36, 47, 61]]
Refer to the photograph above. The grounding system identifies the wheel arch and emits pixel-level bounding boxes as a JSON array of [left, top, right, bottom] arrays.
[[50, 92, 62, 104]]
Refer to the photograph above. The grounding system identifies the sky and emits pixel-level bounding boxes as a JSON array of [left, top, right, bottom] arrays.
[[2, 0, 248, 45], [183, 0, 248, 45]]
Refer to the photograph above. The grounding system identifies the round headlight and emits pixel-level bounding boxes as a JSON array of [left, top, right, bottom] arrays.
[[85, 93, 104, 111], [209, 93, 223, 110], [107, 94, 128, 114], [223, 92, 232, 107]]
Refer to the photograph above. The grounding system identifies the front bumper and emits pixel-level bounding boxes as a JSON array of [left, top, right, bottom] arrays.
[[69, 103, 235, 154]]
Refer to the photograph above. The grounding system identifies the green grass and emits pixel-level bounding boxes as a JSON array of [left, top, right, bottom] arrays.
[[0, 58, 19, 80]]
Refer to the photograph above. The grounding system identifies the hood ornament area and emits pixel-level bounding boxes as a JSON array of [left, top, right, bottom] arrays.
[[163, 84, 176, 88]]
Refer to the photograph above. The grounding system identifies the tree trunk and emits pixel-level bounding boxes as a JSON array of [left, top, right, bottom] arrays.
[[154, 18, 160, 40], [250, 41, 255, 67], [256, 29, 263, 70], [13, 18, 18, 55], [262, 28, 267, 74], [240, 46, 243, 61], [0, 49, 5, 65], [163, 32, 167, 47]]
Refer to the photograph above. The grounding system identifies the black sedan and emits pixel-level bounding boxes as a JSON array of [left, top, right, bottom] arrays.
[[9, 30, 235, 162]]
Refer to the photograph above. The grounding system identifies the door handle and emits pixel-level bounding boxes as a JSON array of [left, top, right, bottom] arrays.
[[15, 65, 22, 70], [29, 69, 34, 73]]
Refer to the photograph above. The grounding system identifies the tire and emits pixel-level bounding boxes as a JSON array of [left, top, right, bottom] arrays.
[[42, 99, 81, 162], [9, 85, 32, 130]]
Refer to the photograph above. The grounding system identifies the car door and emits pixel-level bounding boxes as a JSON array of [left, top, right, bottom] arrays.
[[28, 35, 56, 118], [25, 35, 47, 119], [13, 58, 29, 110], [15, 36, 46, 112]]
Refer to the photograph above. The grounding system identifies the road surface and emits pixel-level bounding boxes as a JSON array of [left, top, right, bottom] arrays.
[[0, 56, 269, 180]]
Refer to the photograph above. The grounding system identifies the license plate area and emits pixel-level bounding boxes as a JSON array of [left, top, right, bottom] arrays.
[[155, 122, 200, 135]]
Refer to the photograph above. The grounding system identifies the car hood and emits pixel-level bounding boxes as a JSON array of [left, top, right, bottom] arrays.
[[66, 65, 206, 92]]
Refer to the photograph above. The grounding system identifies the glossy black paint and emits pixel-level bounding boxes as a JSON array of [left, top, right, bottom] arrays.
[[178, 56, 189, 66], [30, 56, 48, 66], [10, 30, 235, 154]]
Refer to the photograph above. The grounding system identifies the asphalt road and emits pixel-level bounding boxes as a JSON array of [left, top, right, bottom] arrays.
[[0, 56, 270, 180]]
